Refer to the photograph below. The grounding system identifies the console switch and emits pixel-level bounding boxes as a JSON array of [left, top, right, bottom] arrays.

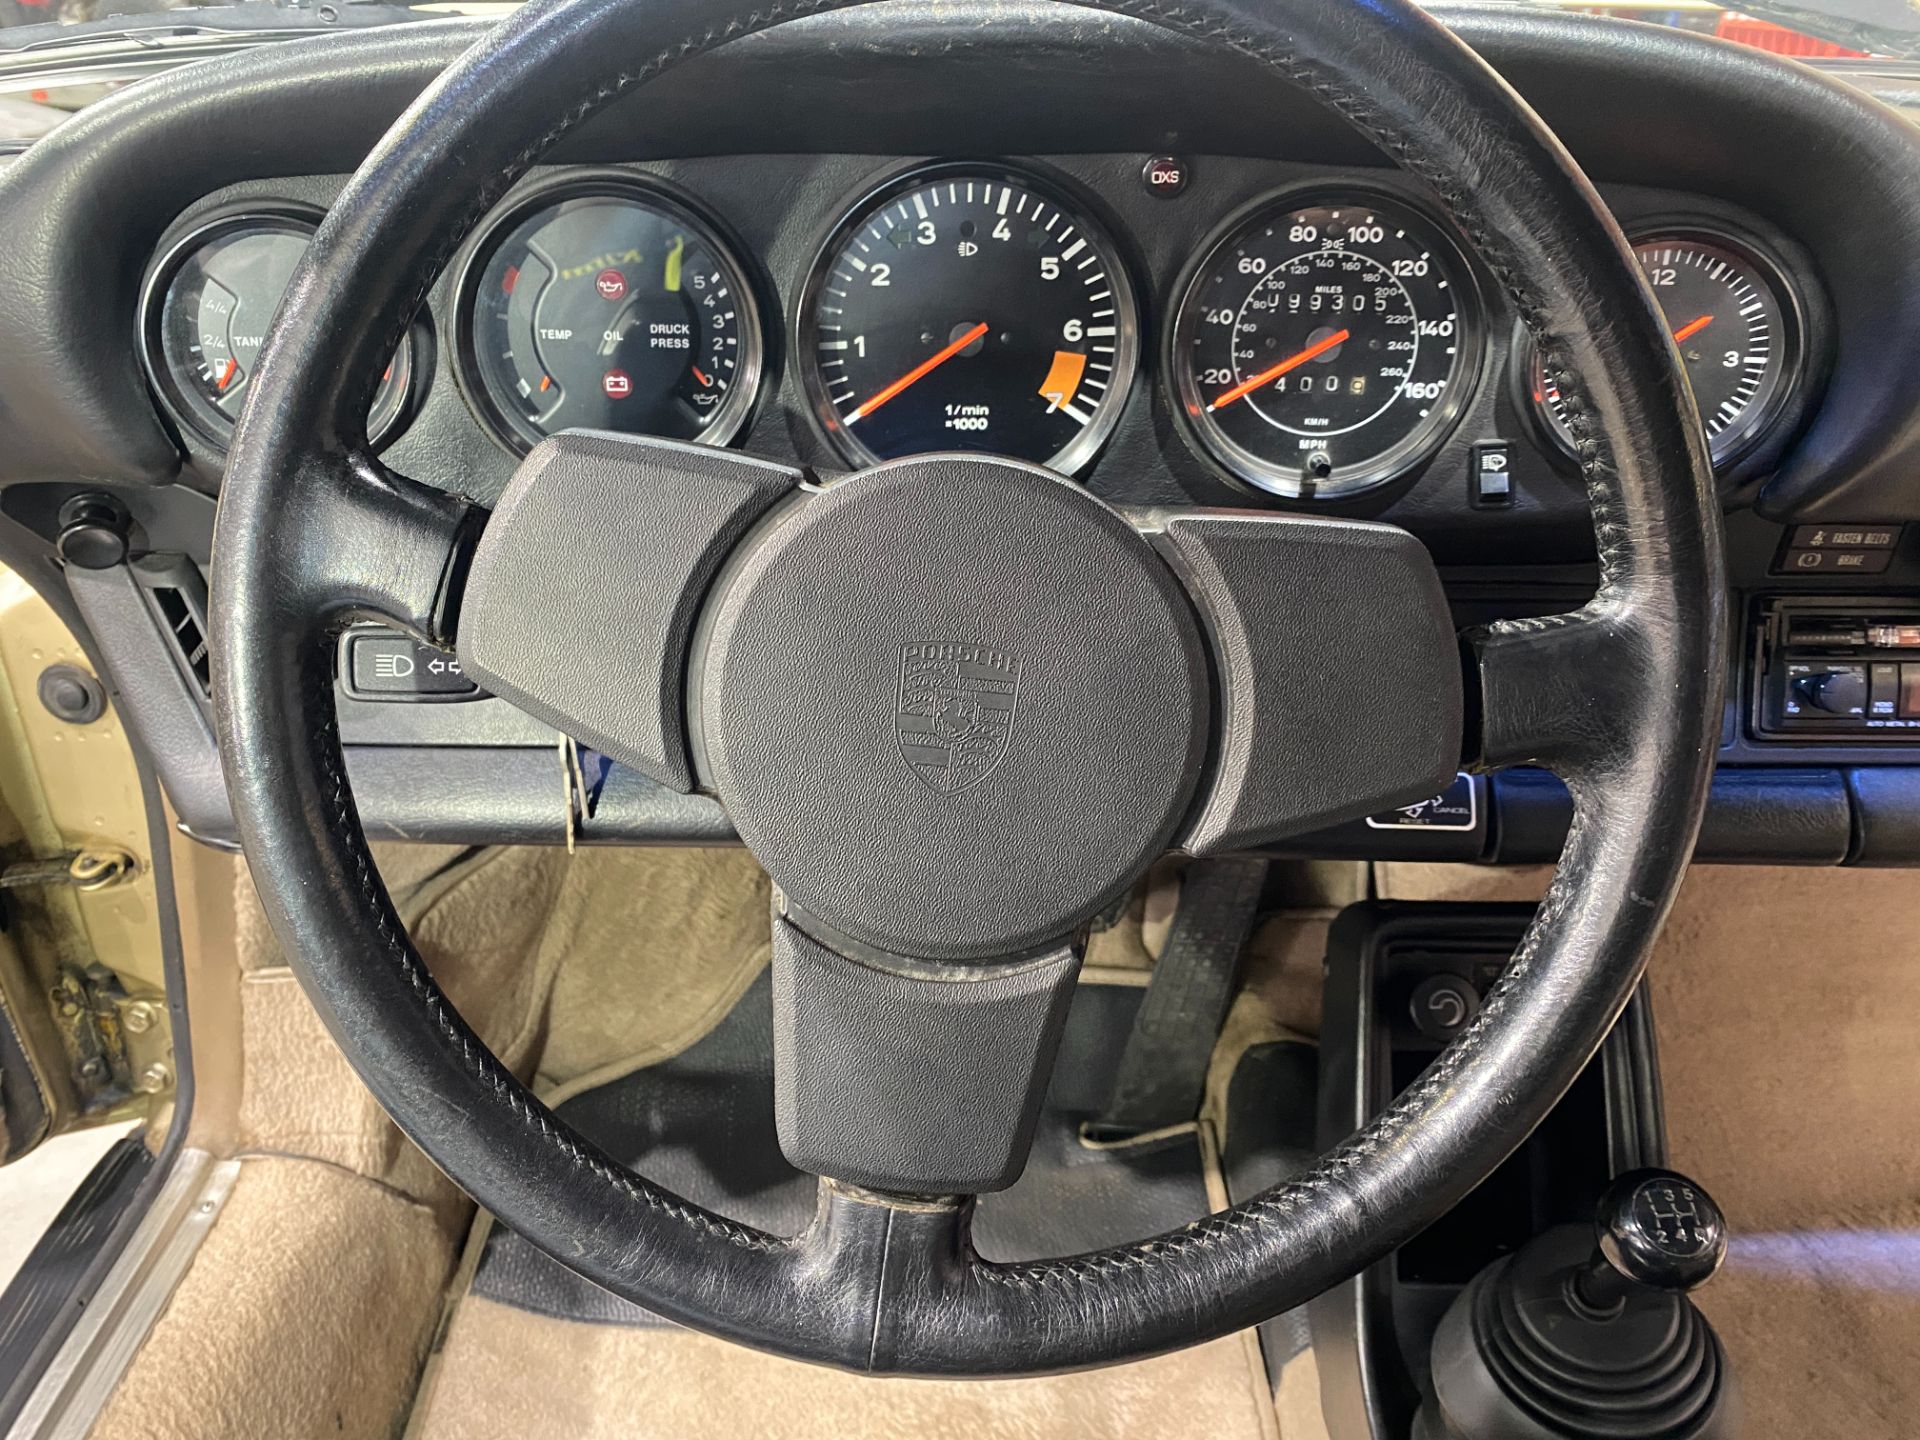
[[342, 629, 481, 701], [1871, 663, 1901, 718], [1470, 441, 1512, 506]]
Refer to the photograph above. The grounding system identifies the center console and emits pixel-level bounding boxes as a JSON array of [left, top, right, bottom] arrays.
[[1310, 903, 1671, 1439]]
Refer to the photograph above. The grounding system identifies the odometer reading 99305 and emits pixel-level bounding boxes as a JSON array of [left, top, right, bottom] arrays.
[[1173, 194, 1479, 498], [800, 167, 1138, 473]]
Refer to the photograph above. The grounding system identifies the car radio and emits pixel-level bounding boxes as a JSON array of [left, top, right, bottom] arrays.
[[1753, 597, 1920, 738]]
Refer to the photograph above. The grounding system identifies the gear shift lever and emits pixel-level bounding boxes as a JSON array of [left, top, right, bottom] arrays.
[[1416, 1169, 1736, 1440], [1576, 1168, 1727, 1310]]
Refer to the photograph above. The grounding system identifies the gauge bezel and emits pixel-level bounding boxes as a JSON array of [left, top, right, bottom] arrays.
[[451, 170, 768, 457], [1166, 182, 1487, 501], [138, 203, 419, 453], [1519, 221, 1807, 475], [794, 160, 1142, 476]]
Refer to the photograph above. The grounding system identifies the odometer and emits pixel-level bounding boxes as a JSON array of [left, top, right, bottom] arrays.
[[1529, 230, 1800, 469], [799, 167, 1138, 472], [1172, 194, 1479, 498]]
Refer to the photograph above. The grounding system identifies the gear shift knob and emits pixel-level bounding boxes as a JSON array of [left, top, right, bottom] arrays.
[[1422, 1168, 1737, 1439], [1576, 1167, 1726, 1310]]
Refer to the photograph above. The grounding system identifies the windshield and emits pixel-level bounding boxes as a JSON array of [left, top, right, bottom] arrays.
[[1, 0, 1914, 49], [0, 0, 1915, 146]]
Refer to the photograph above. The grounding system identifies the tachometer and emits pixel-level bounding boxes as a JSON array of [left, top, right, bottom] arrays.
[[1171, 193, 1480, 499], [798, 166, 1138, 472], [142, 210, 416, 450], [1527, 229, 1800, 469], [457, 175, 764, 453]]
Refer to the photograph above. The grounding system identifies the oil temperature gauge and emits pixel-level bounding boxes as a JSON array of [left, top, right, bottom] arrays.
[[143, 210, 416, 450], [456, 175, 764, 454]]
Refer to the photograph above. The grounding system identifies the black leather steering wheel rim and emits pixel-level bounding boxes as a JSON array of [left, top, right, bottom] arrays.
[[210, 0, 1724, 1376]]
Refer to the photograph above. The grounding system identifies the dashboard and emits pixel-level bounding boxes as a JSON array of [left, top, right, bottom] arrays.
[[135, 157, 1823, 520], [2, 3, 1919, 861]]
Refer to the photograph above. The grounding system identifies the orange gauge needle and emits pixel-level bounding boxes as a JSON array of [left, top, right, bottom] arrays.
[[1207, 328, 1352, 412], [691, 365, 714, 387], [847, 322, 989, 423], [216, 358, 238, 391], [1671, 314, 1714, 345]]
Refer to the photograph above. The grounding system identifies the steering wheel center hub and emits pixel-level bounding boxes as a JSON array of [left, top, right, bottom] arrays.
[[698, 454, 1211, 962]]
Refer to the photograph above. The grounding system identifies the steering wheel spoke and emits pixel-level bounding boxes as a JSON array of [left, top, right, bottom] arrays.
[[1141, 510, 1465, 852], [772, 912, 1078, 1194], [1469, 601, 1654, 779], [284, 450, 487, 645], [455, 432, 803, 792]]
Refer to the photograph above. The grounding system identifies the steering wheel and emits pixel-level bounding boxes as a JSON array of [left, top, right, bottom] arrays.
[[210, 0, 1723, 1376]]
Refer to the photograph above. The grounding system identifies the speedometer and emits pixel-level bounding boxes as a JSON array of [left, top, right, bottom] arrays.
[[798, 165, 1138, 473], [1171, 193, 1480, 498]]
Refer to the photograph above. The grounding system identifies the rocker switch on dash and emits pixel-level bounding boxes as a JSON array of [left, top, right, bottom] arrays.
[[1471, 441, 1512, 506], [342, 629, 481, 701]]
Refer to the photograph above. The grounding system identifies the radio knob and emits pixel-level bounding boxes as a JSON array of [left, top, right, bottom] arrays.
[[1791, 667, 1868, 715]]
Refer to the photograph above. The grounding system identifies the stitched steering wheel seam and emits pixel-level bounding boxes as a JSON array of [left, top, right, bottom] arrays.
[[213, 0, 1723, 1374]]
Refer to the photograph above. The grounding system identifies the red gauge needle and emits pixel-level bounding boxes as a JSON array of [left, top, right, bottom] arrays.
[[216, 358, 238, 391], [847, 322, 989, 423], [1671, 314, 1714, 345], [691, 365, 714, 387], [1207, 328, 1352, 412]]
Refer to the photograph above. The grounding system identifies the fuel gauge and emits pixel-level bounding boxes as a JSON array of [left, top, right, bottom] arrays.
[[143, 210, 416, 449]]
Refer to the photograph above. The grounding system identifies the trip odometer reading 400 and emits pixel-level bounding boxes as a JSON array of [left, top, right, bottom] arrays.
[[800, 167, 1138, 473], [1173, 194, 1479, 498]]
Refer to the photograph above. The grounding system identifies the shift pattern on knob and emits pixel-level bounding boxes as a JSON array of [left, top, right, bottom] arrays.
[[1595, 1167, 1727, 1293]]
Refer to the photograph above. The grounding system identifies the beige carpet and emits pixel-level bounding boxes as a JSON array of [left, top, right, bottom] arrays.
[[413, 1298, 1279, 1440], [1381, 862, 1920, 1440], [92, 843, 778, 1440], [1651, 866, 1920, 1440], [114, 845, 1920, 1439], [90, 1156, 453, 1440]]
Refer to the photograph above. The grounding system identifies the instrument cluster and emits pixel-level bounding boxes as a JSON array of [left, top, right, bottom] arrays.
[[136, 159, 1817, 503]]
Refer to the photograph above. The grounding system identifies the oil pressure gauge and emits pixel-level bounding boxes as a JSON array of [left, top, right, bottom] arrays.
[[456, 174, 764, 454]]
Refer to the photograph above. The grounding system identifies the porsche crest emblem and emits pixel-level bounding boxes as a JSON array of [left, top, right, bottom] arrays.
[[895, 643, 1022, 795]]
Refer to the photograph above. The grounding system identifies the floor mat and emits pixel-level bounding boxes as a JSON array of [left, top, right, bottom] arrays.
[[472, 975, 1219, 1323], [419, 976, 1282, 1440]]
